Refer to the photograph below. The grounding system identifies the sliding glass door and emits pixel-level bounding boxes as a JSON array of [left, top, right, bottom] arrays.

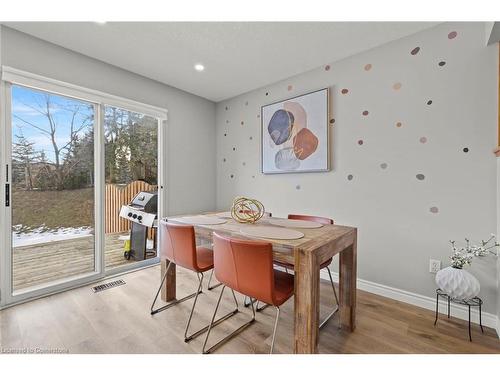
[[10, 85, 97, 293], [103, 105, 159, 271], [0, 69, 166, 307]]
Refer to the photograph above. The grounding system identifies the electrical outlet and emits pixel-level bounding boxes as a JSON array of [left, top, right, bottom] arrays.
[[429, 259, 441, 274]]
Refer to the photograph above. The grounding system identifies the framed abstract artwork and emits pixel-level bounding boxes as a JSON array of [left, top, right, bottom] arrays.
[[261, 88, 330, 174]]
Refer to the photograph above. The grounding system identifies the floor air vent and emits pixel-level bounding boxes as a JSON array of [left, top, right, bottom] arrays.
[[92, 279, 126, 293]]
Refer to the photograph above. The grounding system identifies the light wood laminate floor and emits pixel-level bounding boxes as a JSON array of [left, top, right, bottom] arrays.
[[0, 265, 499, 354]]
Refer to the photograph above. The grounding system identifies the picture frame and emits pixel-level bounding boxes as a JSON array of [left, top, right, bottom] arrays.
[[260, 88, 330, 174]]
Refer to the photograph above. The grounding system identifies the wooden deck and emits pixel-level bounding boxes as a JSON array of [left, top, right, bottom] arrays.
[[13, 233, 135, 291]]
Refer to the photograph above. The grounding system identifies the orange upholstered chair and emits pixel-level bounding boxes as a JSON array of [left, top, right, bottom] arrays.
[[274, 214, 339, 329], [150, 220, 238, 342], [202, 233, 294, 354]]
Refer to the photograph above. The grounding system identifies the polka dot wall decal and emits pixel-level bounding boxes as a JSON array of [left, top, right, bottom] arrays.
[[249, 136, 253, 140], [347, 174, 354, 181], [416, 174, 425, 181], [463, 147, 469, 153], [265, 92, 269, 96], [225, 106, 228, 111], [252, 175, 255, 179], [430, 206, 439, 214], [296, 185, 301, 190], [419, 136, 427, 144], [341, 88, 349, 94], [364, 64, 372, 71], [325, 65, 331, 71], [410, 47, 420, 55], [438, 61, 446, 67], [448, 31, 457, 40], [392, 82, 402, 90], [232, 147, 236, 151], [242, 162, 246, 166], [362, 110, 369, 116], [287, 85, 293, 91], [358, 140, 364, 145], [427, 100, 433, 105], [380, 163, 388, 169], [245, 101, 248, 106], [396, 122, 402, 128], [241, 121, 244, 125], [230, 174, 234, 178], [224, 133, 227, 137], [223, 158, 226, 162]]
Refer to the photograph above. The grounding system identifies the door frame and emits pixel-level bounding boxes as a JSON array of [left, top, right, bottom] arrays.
[[0, 67, 168, 308]]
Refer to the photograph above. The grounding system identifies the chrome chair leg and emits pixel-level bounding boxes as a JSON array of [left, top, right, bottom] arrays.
[[319, 266, 340, 329], [207, 268, 222, 291], [270, 306, 280, 354], [185, 281, 239, 342], [245, 297, 269, 311], [151, 262, 203, 315], [184, 273, 204, 341], [243, 295, 252, 307], [256, 300, 270, 312], [202, 286, 256, 354]]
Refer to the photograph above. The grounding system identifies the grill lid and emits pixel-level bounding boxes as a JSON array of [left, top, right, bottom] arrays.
[[130, 191, 157, 213]]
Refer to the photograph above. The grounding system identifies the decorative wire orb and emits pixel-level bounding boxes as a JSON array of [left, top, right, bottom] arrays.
[[231, 196, 265, 224]]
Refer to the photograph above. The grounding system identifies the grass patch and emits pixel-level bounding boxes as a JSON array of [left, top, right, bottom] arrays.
[[12, 188, 94, 231]]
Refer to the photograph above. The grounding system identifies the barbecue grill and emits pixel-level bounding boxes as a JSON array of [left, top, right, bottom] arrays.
[[119, 190, 158, 261]]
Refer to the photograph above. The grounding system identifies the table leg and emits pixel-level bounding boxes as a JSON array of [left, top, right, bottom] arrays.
[[339, 231, 357, 331], [161, 259, 176, 302], [293, 249, 320, 354]]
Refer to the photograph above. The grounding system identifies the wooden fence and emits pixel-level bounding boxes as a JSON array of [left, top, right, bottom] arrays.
[[105, 181, 157, 234]]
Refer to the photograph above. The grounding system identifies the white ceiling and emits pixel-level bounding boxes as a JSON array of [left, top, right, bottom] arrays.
[[4, 22, 439, 102]]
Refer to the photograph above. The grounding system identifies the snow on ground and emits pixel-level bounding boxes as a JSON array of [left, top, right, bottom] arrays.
[[12, 225, 93, 247]]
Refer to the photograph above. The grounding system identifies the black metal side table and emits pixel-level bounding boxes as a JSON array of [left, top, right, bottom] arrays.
[[434, 288, 484, 341]]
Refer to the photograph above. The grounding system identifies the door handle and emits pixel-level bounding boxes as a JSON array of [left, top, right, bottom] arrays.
[[5, 183, 9, 207]]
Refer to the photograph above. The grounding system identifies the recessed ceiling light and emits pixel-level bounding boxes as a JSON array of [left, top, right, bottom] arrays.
[[96, 21, 107, 25], [194, 64, 205, 72]]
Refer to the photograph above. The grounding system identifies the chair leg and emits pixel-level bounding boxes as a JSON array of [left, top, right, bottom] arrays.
[[151, 262, 202, 315], [185, 277, 239, 342], [245, 297, 269, 312], [319, 266, 340, 329], [434, 292, 439, 326], [207, 268, 222, 291], [203, 287, 256, 354], [256, 300, 270, 312], [184, 273, 204, 341], [270, 306, 280, 354], [244, 295, 252, 307]]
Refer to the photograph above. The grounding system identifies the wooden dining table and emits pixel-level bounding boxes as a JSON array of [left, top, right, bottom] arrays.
[[159, 212, 357, 354]]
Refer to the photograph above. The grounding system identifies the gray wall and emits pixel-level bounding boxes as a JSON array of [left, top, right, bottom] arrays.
[[0, 26, 217, 216], [216, 22, 499, 314]]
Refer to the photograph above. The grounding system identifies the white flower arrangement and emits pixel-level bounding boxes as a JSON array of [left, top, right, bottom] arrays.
[[449, 234, 499, 269]]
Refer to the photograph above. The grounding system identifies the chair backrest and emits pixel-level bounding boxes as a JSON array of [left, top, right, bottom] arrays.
[[287, 214, 334, 225], [213, 232, 276, 306], [159, 220, 198, 271]]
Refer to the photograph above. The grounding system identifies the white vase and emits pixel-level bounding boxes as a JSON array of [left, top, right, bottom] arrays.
[[435, 266, 480, 300]]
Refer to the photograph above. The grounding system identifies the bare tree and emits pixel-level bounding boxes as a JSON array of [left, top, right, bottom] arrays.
[[13, 93, 93, 190]]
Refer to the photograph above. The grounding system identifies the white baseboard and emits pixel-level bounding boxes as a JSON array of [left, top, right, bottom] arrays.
[[319, 269, 499, 334]]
